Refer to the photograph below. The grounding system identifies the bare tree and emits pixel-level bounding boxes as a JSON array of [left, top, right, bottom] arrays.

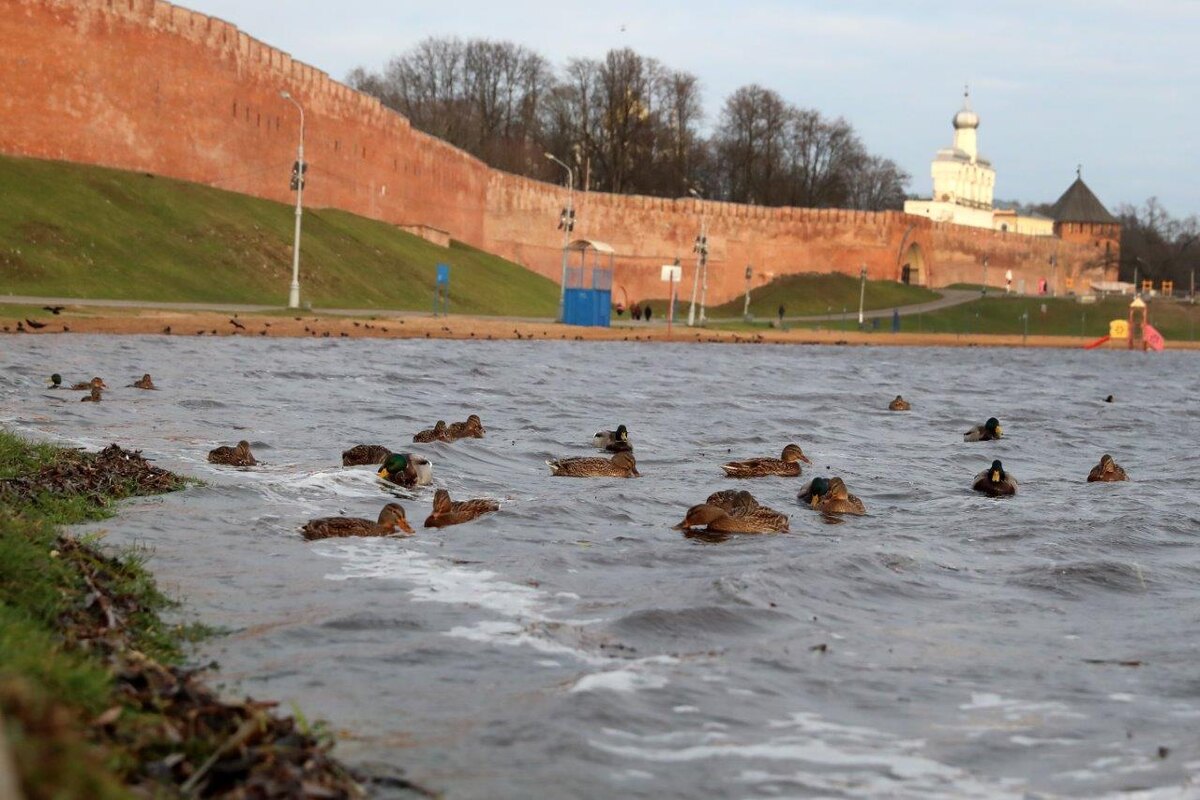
[[844, 155, 909, 211]]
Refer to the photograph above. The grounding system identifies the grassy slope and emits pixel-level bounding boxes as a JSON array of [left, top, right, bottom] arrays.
[[711, 273, 939, 318], [0, 154, 558, 316], [906, 295, 1200, 340]]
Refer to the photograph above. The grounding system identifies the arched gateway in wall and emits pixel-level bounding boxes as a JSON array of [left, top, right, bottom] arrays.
[[899, 244, 927, 287]]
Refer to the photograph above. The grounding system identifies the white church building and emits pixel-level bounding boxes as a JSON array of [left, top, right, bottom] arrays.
[[904, 92, 1054, 237]]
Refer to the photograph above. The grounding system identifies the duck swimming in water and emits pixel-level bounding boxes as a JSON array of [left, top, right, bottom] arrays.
[[342, 444, 392, 466], [70, 377, 107, 391], [208, 440, 257, 466], [672, 501, 789, 534], [548, 451, 639, 477], [814, 477, 866, 515], [721, 443, 810, 478], [964, 417, 1002, 442], [423, 489, 500, 528], [80, 386, 102, 403], [129, 373, 156, 389], [798, 476, 832, 507], [447, 415, 485, 440], [705, 489, 760, 513], [592, 424, 630, 450], [1087, 453, 1128, 482], [888, 395, 911, 411], [301, 503, 413, 540], [413, 420, 450, 443], [973, 459, 1017, 497], [377, 453, 433, 487], [47, 373, 63, 389]]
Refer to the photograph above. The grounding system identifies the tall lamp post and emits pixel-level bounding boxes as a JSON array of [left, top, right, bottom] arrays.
[[981, 256, 989, 297], [280, 91, 305, 309], [857, 264, 867, 326], [686, 188, 708, 326], [545, 152, 575, 322], [1049, 254, 1058, 297], [743, 265, 753, 321]]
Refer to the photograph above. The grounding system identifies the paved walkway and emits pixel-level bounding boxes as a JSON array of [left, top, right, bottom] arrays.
[[0, 289, 980, 326]]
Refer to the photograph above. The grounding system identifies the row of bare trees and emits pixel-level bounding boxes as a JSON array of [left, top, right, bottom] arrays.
[[348, 39, 909, 210], [1116, 198, 1199, 289]]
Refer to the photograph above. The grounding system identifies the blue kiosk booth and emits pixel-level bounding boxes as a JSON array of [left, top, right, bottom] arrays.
[[561, 239, 615, 328]]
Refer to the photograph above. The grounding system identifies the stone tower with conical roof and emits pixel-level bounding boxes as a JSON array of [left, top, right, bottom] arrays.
[[1050, 169, 1120, 281]]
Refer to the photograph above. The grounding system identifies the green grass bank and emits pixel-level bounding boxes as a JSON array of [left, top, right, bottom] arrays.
[[0, 154, 558, 316], [0, 430, 378, 799]]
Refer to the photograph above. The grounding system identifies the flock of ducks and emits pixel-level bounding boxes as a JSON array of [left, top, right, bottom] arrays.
[[47, 377, 1130, 538]]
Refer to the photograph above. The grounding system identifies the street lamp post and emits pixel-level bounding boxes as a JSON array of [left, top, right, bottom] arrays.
[[1049, 254, 1057, 297], [981, 256, 989, 297], [743, 265, 753, 321], [686, 188, 708, 327], [280, 91, 305, 309], [857, 264, 867, 326], [1134, 257, 1144, 296], [545, 153, 575, 322]]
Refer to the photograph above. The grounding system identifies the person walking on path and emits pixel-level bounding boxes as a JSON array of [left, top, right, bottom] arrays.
[[778, 304, 786, 329], [644, 305, 653, 322]]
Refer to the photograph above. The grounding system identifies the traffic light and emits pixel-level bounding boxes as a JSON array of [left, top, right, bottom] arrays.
[[290, 160, 307, 191]]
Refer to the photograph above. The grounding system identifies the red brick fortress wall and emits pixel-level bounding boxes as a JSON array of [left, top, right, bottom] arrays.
[[0, 0, 1117, 306]]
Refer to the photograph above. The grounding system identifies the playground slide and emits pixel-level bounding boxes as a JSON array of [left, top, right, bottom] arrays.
[[1084, 335, 1110, 350]]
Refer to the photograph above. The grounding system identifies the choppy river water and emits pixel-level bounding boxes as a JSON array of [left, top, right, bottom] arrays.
[[3, 335, 1200, 798]]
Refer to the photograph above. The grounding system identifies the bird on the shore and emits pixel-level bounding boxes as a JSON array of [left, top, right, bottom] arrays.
[[25, 318, 46, 330], [128, 373, 156, 390], [814, 477, 867, 515], [301, 503, 413, 540], [62, 325, 69, 332], [964, 417, 1003, 442], [207, 440, 257, 467], [16, 321, 25, 333], [721, 443, 810, 478], [42, 305, 64, 315], [229, 318, 245, 330], [447, 414, 485, 440], [413, 421, 450, 443], [162, 326, 171, 334], [70, 377, 107, 391], [342, 444, 392, 466], [797, 476, 832, 507], [888, 395, 911, 411], [672, 501, 789, 534], [80, 386, 103, 403], [592, 424, 631, 451], [423, 489, 500, 528], [47, 373, 63, 389], [972, 459, 1016, 497], [1087, 453, 1128, 482], [548, 451, 639, 478], [377, 453, 433, 487]]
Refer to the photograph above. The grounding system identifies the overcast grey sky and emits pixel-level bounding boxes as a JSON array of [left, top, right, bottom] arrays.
[[184, 1, 1199, 217]]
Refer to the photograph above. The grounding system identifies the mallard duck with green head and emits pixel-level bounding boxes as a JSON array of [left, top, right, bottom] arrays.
[[208, 440, 257, 466], [548, 451, 639, 477], [814, 477, 866, 515], [377, 453, 433, 487], [1087, 454, 1127, 482], [47, 373, 63, 389], [973, 459, 1017, 497], [964, 417, 1002, 442], [413, 421, 450, 443], [592, 424, 630, 450], [673, 501, 789, 534], [301, 503, 413, 540], [447, 415, 485, 439], [721, 443, 810, 478], [342, 444, 392, 467], [797, 476, 832, 506], [423, 489, 500, 528], [888, 395, 911, 411]]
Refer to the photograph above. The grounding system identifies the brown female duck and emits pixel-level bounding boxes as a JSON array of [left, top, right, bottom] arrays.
[[70, 376, 107, 391], [342, 444, 392, 466], [80, 386, 103, 402], [423, 489, 500, 528], [888, 395, 911, 411], [814, 477, 867, 515], [413, 421, 450, 443], [548, 451, 639, 477], [673, 502, 789, 534], [208, 440, 257, 466], [705, 489, 760, 513], [447, 415, 485, 439], [721, 443, 810, 478], [1087, 453, 1127, 482], [301, 503, 413, 540], [129, 373, 157, 389]]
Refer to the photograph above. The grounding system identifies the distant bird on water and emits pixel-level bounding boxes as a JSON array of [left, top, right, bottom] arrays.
[[964, 417, 1002, 442], [721, 444, 810, 478], [208, 440, 257, 467], [972, 459, 1017, 497], [1087, 454, 1128, 482], [888, 395, 911, 411]]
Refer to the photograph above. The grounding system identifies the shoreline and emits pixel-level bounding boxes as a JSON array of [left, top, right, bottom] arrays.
[[3, 306, 1199, 350]]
